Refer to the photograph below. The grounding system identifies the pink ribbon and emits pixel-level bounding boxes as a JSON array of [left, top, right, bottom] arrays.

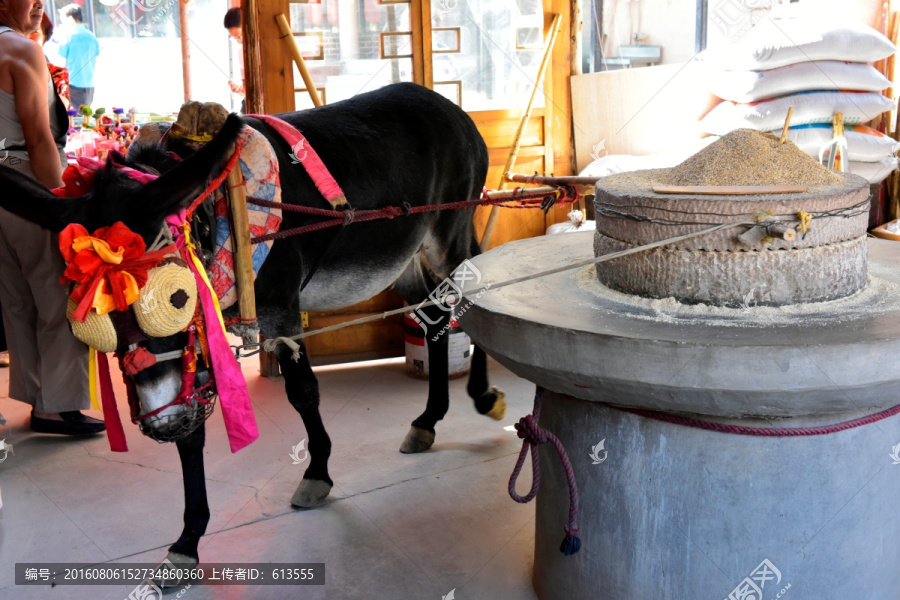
[[167, 211, 259, 453], [248, 114, 348, 208]]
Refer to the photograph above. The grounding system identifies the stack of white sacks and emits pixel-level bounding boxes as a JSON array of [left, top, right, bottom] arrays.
[[699, 18, 899, 183]]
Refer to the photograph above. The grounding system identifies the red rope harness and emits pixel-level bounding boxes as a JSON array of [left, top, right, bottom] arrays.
[[186, 144, 244, 219], [246, 186, 580, 244]]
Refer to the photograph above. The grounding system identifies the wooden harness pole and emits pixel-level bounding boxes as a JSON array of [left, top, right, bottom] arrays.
[[225, 166, 257, 333], [275, 13, 322, 108], [226, 163, 280, 376], [479, 13, 562, 251]]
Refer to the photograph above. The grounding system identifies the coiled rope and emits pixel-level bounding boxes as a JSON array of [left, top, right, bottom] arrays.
[[509, 387, 582, 556]]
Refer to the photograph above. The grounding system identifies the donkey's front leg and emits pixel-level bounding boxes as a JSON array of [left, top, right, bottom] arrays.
[[154, 423, 209, 588], [276, 342, 334, 508]]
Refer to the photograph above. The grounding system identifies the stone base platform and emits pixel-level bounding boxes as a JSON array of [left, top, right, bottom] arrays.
[[458, 232, 900, 599]]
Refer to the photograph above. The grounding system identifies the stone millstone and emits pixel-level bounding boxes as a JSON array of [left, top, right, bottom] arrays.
[[593, 171, 871, 306]]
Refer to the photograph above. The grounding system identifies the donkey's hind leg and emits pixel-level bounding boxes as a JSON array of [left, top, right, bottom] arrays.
[[400, 303, 450, 453], [466, 344, 506, 420], [276, 341, 334, 508], [448, 237, 505, 421]]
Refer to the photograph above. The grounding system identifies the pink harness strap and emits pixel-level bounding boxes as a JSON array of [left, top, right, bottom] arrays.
[[248, 114, 348, 209]]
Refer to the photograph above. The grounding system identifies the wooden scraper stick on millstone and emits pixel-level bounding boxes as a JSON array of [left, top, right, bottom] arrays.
[[661, 109, 801, 244]]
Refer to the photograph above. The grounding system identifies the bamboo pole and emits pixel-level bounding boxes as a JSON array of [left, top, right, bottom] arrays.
[[892, 105, 900, 220], [178, 0, 191, 101], [479, 13, 562, 251], [885, 10, 900, 221], [275, 13, 322, 107], [569, 0, 584, 213]]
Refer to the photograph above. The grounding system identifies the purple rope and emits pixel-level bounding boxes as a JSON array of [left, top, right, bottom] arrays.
[[508, 387, 582, 556]]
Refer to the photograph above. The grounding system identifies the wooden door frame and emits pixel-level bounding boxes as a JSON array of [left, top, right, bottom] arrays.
[[241, 0, 575, 368]]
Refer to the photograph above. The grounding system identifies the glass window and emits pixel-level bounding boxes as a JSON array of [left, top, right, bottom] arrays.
[[431, 0, 544, 111], [289, 0, 414, 105]]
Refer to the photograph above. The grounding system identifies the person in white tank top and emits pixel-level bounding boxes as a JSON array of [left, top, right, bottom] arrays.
[[0, 0, 102, 435]]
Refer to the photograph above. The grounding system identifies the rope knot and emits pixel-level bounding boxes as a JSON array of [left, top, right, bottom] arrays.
[[342, 209, 356, 226], [401, 202, 412, 216], [514, 414, 548, 444]]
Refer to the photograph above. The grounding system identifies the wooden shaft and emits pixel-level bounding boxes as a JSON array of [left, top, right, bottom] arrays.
[[766, 222, 797, 241], [276, 13, 322, 107], [225, 166, 258, 332], [779, 107, 793, 144], [179, 0, 191, 101], [651, 185, 808, 195], [480, 13, 563, 251], [506, 173, 600, 186], [484, 185, 559, 200], [243, 0, 263, 114]]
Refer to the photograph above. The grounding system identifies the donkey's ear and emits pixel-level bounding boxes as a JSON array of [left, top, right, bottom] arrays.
[[0, 165, 92, 232], [130, 114, 244, 221]]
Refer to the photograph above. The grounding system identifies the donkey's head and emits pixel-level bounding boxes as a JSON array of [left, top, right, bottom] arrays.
[[0, 114, 244, 440]]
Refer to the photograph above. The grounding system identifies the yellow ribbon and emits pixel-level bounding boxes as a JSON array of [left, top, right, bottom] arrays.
[[182, 222, 226, 332], [88, 348, 100, 410], [72, 235, 124, 264], [90, 275, 141, 315]]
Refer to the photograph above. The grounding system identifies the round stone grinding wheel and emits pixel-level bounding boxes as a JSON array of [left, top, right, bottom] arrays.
[[592, 171, 871, 307]]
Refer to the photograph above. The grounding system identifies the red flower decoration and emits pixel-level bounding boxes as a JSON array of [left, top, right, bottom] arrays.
[[59, 221, 175, 322]]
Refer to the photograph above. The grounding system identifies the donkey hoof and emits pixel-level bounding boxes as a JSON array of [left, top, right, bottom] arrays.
[[399, 426, 435, 453], [152, 551, 198, 589], [485, 386, 507, 420], [291, 478, 332, 508]]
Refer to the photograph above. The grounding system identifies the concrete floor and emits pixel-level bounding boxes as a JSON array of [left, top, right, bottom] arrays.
[[0, 352, 539, 600]]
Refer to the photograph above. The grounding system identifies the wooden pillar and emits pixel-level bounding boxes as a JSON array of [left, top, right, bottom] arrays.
[[241, 0, 295, 114], [411, 0, 432, 87], [242, 0, 264, 114], [242, 0, 295, 376], [543, 0, 575, 231], [260, 0, 296, 113]]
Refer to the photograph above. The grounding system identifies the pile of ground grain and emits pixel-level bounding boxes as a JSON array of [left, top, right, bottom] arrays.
[[661, 129, 842, 187], [600, 128, 843, 192]]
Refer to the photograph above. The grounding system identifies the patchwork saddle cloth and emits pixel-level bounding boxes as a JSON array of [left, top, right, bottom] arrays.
[[208, 125, 283, 310]]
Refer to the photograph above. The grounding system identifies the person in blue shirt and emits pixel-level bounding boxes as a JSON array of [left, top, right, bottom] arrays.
[[57, 4, 97, 113]]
